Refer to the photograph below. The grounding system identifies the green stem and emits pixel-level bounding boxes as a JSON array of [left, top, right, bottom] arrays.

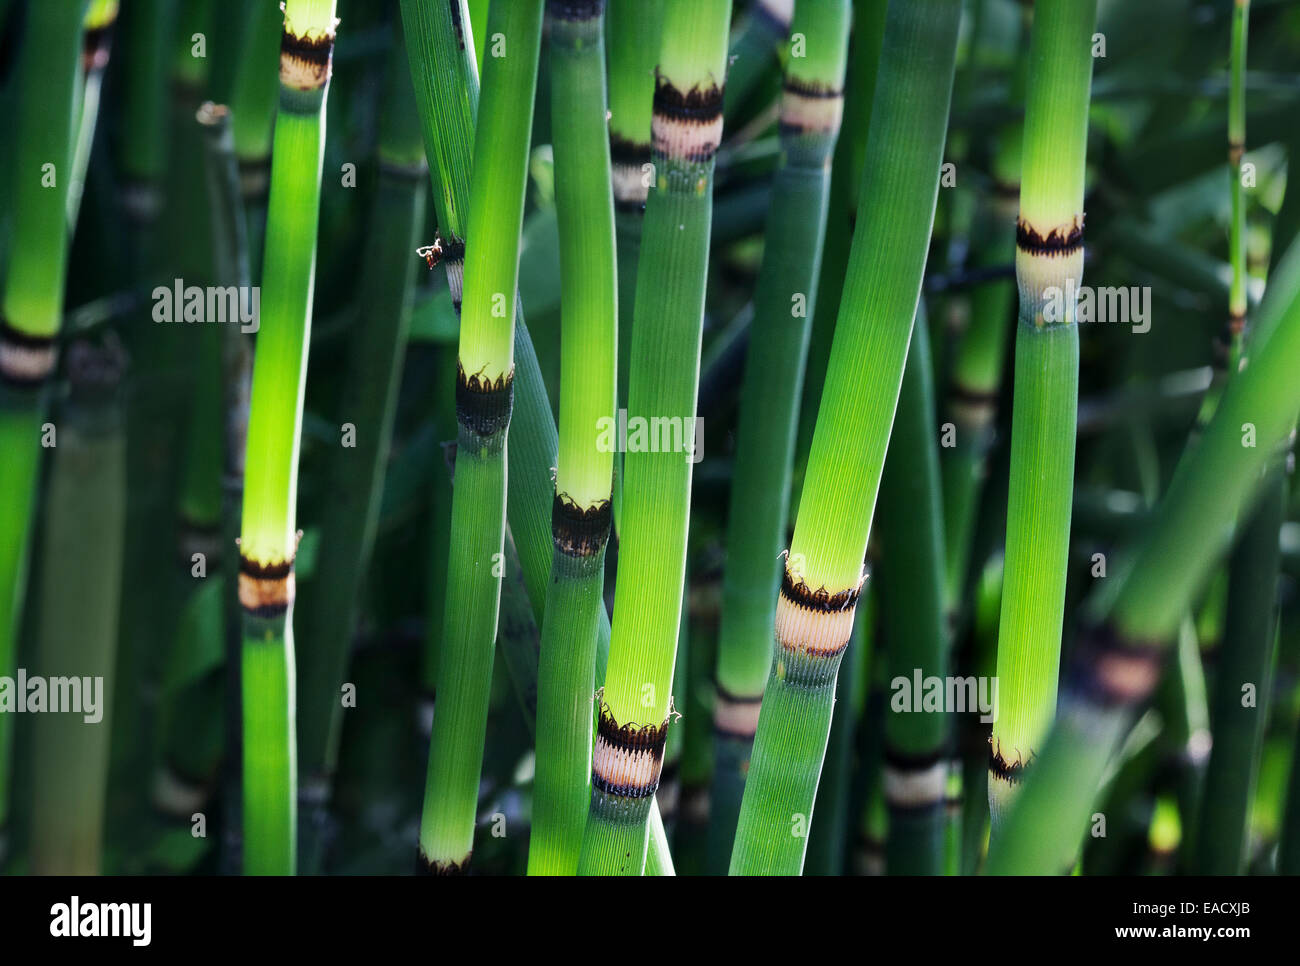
[[577, 0, 733, 877], [730, 0, 960, 876], [707, 0, 851, 870], [238, 0, 338, 875]]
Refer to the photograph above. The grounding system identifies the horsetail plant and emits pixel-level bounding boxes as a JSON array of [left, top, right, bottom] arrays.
[[230, 0, 287, 277], [940, 6, 1028, 613], [527, 0, 618, 877], [606, 0, 663, 532], [577, 0, 733, 877], [297, 29, 427, 871], [729, 0, 961, 876], [416, 0, 544, 874], [988, 0, 1097, 833], [877, 306, 950, 875], [29, 339, 127, 874], [238, 0, 338, 875], [0, 0, 91, 860], [987, 240, 1300, 875], [707, 0, 851, 872], [399, 0, 672, 870], [1191, 0, 1285, 872], [68, 0, 120, 226]]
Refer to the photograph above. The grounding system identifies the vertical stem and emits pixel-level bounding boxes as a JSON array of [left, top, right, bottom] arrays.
[[238, 0, 338, 875], [988, 0, 1096, 832]]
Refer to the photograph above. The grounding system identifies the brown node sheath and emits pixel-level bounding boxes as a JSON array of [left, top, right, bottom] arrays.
[[455, 362, 514, 437], [237, 157, 271, 200], [652, 75, 724, 163], [609, 133, 650, 167], [712, 682, 763, 739], [1064, 621, 1164, 709], [774, 565, 862, 660], [778, 78, 844, 137], [280, 24, 336, 92], [551, 493, 612, 557], [591, 699, 675, 799], [416, 847, 469, 875], [82, 23, 115, 74], [1016, 216, 1084, 257], [238, 554, 295, 618], [0, 321, 57, 388], [988, 739, 1031, 786], [882, 748, 947, 811], [1228, 139, 1245, 166]]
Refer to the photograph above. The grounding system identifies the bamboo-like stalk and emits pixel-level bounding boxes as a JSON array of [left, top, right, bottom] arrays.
[[238, 0, 338, 876], [527, 0, 618, 876], [723, 0, 791, 121], [729, 0, 960, 876], [194, 99, 253, 875], [68, 0, 120, 227], [607, 0, 664, 536], [940, 6, 1029, 614], [576, 0, 733, 877], [1191, 0, 1285, 873], [229, 0, 285, 278], [804, 585, 874, 875], [399, 0, 671, 871], [706, 0, 851, 872], [29, 339, 127, 874], [794, 0, 887, 484], [988, 0, 1097, 833], [416, 0, 544, 874], [296, 31, 427, 872], [1192, 467, 1283, 873], [0, 0, 91, 860], [877, 305, 950, 875], [986, 239, 1300, 875]]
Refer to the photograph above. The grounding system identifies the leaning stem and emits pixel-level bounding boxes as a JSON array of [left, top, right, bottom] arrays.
[[988, 0, 1096, 832], [730, 0, 961, 876], [707, 0, 851, 872], [577, 0, 733, 877], [528, 0, 618, 876]]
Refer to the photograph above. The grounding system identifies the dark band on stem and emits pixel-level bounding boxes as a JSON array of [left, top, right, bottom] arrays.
[[780, 569, 861, 613], [883, 748, 947, 812], [591, 701, 673, 799], [83, 23, 115, 73], [779, 78, 844, 137], [993, 180, 1021, 202], [547, 0, 605, 20], [988, 739, 1030, 785], [610, 133, 650, 166], [0, 320, 57, 388], [653, 76, 724, 163], [950, 381, 999, 408], [237, 157, 271, 200], [238, 554, 295, 618], [1228, 138, 1245, 166], [551, 493, 612, 557], [712, 682, 763, 738], [1016, 217, 1084, 257], [1064, 621, 1164, 709], [416, 847, 469, 875], [280, 24, 335, 93], [455, 362, 514, 437]]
